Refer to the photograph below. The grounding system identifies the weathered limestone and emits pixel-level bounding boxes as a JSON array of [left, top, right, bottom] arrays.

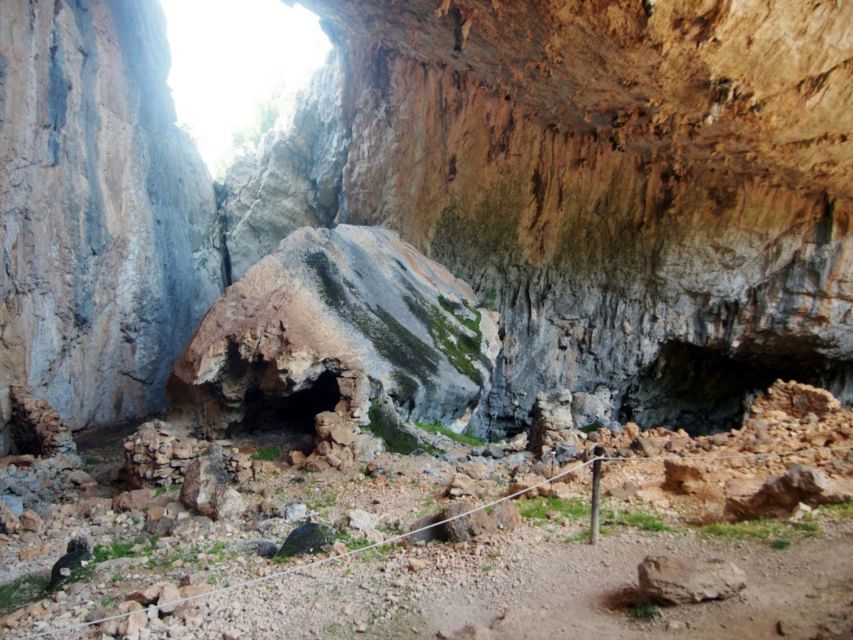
[[168, 225, 499, 438], [225, 0, 852, 436], [638, 556, 747, 605], [0, 0, 223, 430]]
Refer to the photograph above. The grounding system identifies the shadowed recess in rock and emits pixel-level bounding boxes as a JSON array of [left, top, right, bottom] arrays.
[[621, 342, 853, 435]]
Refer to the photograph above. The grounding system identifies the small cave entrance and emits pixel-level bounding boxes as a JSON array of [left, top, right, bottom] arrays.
[[620, 341, 847, 435], [226, 371, 342, 450]]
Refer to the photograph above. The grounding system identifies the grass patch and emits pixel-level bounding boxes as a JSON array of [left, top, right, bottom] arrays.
[[818, 501, 853, 520], [697, 519, 820, 544], [629, 603, 661, 620], [0, 573, 50, 617], [606, 508, 673, 533], [154, 484, 179, 497], [517, 496, 588, 524], [252, 446, 280, 461], [771, 538, 791, 550], [414, 420, 485, 447]]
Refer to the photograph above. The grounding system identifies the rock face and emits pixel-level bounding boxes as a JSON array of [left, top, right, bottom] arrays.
[[0, 0, 224, 429], [218, 51, 348, 281], [226, 0, 852, 435], [168, 225, 499, 437]]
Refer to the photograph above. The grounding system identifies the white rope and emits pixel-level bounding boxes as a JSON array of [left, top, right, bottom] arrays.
[[598, 444, 853, 463], [18, 457, 601, 639]]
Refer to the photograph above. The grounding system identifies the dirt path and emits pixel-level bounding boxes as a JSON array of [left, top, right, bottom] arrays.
[[418, 528, 853, 639]]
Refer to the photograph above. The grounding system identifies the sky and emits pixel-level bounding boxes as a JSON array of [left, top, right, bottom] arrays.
[[159, 0, 332, 175]]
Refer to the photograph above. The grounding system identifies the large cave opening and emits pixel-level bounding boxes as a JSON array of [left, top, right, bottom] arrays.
[[620, 341, 847, 435], [159, 0, 331, 175]]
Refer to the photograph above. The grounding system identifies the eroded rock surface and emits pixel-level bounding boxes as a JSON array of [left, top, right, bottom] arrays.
[[0, 0, 223, 429], [227, 0, 852, 435], [168, 225, 499, 438]]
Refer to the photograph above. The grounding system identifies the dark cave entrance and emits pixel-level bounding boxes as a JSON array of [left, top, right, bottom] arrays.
[[620, 341, 849, 435], [226, 370, 342, 447]]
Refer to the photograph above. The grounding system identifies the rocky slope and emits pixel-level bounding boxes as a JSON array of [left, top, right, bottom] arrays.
[[230, 0, 852, 435], [0, 0, 224, 434]]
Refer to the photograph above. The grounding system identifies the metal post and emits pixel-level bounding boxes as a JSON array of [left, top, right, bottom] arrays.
[[590, 444, 603, 545]]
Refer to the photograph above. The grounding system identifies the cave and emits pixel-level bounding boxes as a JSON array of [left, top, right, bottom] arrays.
[[226, 370, 342, 444], [620, 341, 849, 436]]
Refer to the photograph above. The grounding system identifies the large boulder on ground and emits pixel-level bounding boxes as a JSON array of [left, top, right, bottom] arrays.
[[167, 225, 499, 439], [724, 463, 842, 520], [638, 555, 746, 605], [179, 452, 232, 519]]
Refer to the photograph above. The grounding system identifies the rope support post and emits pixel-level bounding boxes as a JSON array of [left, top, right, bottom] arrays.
[[590, 445, 604, 545]]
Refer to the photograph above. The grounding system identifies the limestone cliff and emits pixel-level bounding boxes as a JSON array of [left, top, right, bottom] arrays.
[[0, 0, 224, 430], [234, 0, 852, 434]]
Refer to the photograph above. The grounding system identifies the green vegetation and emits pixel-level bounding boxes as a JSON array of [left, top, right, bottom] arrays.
[[154, 484, 180, 497], [517, 496, 588, 524], [771, 538, 791, 550], [252, 446, 280, 462], [92, 540, 139, 563], [629, 603, 661, 620], [414, 420, 485, 447], [364, 399, 440, 455], [84, 457, 99, 467], [420, 297, 485, 385], [697, 519, 820, 543], [818, 500, 853, 520], [0, 573, 50, 617], [605, 508, 673, 533], [480, 288, 500, 311]]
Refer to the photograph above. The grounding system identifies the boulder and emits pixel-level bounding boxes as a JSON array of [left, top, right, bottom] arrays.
[[178, 450, 245, 521], [0, 501, 20, 534], [211, 487, 246, 521], [179, 452, 230, 518], [112, 489, 158, 513], [167, 225, 498, 439], [663, 460, 710, 495], [278, 523, 335, 558], [725, 464, 837, 520], [19, 510, 44, 534], [281, 503, 310, 523], [406, 513, 445, 545], [440, 499, 497, 542], [347, 509, 376, 531], [571, 387, 614, 429], [638, 555, 746, 605]]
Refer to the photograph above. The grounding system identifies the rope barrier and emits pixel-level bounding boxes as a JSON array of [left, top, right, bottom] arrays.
[[15, 443, 853, 638], [597, 444, 853, 463], [19, 457, 602, 639]]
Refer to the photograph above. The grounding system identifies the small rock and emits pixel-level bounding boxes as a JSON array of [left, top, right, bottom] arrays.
[[157, 582, 181, 615], [281, 502, 309, 523], [348, 509, 376, 531], [0, 501, 21, 534], [18, 510, 44, 533]]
